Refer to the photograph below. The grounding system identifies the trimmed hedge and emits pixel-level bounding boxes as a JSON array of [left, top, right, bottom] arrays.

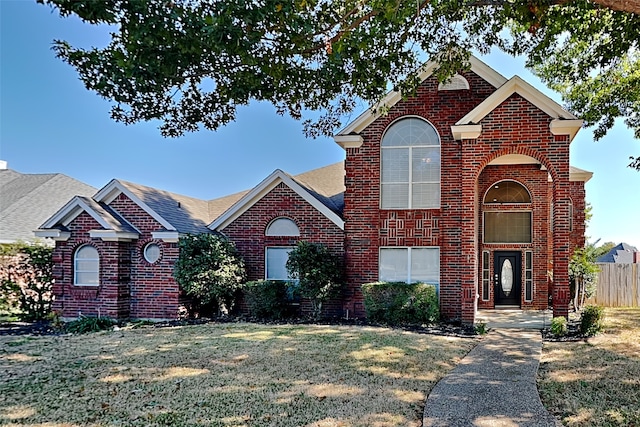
[[580, 305, 605, 336], [243, 280, 292, 320], [362, 282, 439, 326]]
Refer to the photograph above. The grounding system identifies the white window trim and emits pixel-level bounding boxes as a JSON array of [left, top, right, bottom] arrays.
[[380, 117, 441, 210], [265, 217, 300, 237], [378, 246, 440, 285], [265, 246, 297, 282], [74, 245, 100, 287]]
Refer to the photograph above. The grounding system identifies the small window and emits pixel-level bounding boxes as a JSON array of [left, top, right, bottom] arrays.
[[482, 251, 490, 301], [266, 247, 295, 281], [438, 74, 470, 91], [265, 218, 300, 236], [143, 243, 161, 264], [74, 245, 99, 286], [525, 251, 533, 302], [484, 181, 531, 204]]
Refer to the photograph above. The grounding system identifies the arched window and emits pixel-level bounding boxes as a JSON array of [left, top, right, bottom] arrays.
[[438, 74, 470, 91], [381, 117, 441, 209], [74, 245, 100, 286], [265, 217, 300, 236], [484, 181, 531, 204]]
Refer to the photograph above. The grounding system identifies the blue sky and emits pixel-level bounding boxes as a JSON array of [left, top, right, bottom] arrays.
[[1, 0, 639, 248]]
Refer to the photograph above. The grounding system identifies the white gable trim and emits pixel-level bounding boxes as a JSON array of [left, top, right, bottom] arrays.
[[93, 179, 177, 231], [451, 124, 483, 140], [333, 55, 508, 147], [456, 76, 578, 125], [89, 230, 139, 242], [209, 170, 344, 231], [152, 231, 181, 242], [34, 229, 71, 241], [550, 119, 584, 141], [40, 196, 113, 230]]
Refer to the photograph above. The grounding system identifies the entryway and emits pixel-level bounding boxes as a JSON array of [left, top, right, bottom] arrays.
[[476, 309, 552, 329], [494, 251, 521, 306]]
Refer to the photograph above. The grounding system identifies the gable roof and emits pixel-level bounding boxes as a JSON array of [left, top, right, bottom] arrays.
[[0, 167, 96, 243], [334, 55, 583, 147], [35, 162, 346, 240], [334, 56, 508, 147], [209, 162, 345, 231], [596, 243, 639, 263]]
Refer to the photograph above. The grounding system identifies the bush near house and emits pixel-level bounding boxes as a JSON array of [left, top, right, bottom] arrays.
[[362, 282, 439, 326], [580, 304, 605, 336], [0, 242, 54, 321], [173, 234, 246, 316], [243, 280, 294, 320]]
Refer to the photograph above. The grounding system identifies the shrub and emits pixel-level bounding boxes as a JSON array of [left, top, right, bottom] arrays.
[[65, 316, 116, 334], [243, 280, 292, 320], [0, 242, 54, 321], [550, 316, 568, 337], [286, 241, 343, 319], [361, 282, 439, 326], [173, 233, 246, 316], [580, 305, 605, 336]]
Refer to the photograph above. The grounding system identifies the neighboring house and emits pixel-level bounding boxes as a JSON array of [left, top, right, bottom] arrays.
[[0, 161, 96, 244], [597, 243, 640, 264], [36, 56, 592, 323]]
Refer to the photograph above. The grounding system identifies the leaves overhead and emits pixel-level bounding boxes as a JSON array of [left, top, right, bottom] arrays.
[[40, 0, 640, 166]]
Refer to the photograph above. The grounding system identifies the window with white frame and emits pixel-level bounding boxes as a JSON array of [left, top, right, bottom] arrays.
[[381, 117, 441, 209], [265, 217, 300, 236], [74, 245, 100, 286], [265, 247, 295, 281], [379, 247, 440, 285]]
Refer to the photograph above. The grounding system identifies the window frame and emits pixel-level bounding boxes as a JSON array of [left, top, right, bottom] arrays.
[[483, 211, 533, 244], [265, 217, 300, 237], [74, 244, 100, 287], [378, 246, 440, 286], [265, 246, 297, 282], [380, 117, 441, 210], [143, 242, 162, 264]]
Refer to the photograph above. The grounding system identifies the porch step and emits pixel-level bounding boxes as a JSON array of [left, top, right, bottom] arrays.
[[476, 309, 552, 329]]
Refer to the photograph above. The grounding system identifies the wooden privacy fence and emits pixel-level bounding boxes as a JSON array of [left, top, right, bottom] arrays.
[[590, 263, 640, 307]]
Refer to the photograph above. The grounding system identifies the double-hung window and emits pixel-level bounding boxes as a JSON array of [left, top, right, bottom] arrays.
[[379, 247, 440, 286], [381, 117, 441, 209], [74, 245, 100, 286]]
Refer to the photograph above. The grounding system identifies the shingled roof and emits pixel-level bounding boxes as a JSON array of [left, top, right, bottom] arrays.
[[0, 167, 96, 243], [596, 243, 639, 263]]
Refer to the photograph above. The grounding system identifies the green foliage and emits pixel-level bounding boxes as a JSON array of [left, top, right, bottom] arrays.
[[550, 316, 568, 337], [243, 280, 293, 320], [38, 0, 640, 166], [569, 245, 600, 311], [361, 282, 440, 326], [474, 322, 488, 335], [65, 315, 116, 334], [580, 305, 605, 336], [173, 234, 246, 315], [0, 242, 54, 321], [285, 241, 343, 319]]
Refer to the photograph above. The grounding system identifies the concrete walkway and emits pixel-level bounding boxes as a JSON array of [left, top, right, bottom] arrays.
[[423, 329, 559, 426]]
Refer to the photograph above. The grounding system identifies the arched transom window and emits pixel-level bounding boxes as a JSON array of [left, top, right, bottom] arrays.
[[265, 217, 300, 236], [74, 245, 100, 286], [484, 181, 532, 204], [381, 117, 441, 209]]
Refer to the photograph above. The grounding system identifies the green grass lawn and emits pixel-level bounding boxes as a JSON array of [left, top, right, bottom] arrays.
[[538, 308, 640, 426], [0, 323, 475, 427]]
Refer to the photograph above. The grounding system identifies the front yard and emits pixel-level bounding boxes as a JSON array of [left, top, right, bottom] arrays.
[[0, 323, 474, 427], [538, 308, 640, 426]]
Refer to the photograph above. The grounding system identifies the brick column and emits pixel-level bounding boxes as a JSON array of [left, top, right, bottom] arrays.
[[552, 179, 571, 318], [460, 150, 479, 325]]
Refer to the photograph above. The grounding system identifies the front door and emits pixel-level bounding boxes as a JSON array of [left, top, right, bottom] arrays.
[[494, 251, 521, 306]]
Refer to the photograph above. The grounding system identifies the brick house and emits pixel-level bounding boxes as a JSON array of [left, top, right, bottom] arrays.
[[36, 56, 591, 323]]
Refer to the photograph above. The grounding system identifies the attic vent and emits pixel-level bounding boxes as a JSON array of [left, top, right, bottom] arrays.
[[177, 202, 181, 208], [438, 74, 470, 91]]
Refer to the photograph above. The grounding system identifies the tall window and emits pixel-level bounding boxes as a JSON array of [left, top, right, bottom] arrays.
[[483, 181, 532, 243], [265, 247, 295, 281], [74, 245, 100, 286], [379, 247, 440, 285], [381, 117, 441, 209]]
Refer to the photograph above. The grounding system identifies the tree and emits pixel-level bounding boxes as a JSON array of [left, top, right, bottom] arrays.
[[173, 233, 246, 315], [569, 245, 600, 311], [39, 0, 640, 168], [286, 241, 343, 319]]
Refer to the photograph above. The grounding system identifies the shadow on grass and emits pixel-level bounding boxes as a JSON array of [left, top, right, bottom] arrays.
[[0, 323, 475, 427], [538, 308, 640, 426]]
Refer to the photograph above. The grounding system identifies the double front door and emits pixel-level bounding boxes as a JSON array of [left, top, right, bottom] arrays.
[[494, 251, 521, 306]]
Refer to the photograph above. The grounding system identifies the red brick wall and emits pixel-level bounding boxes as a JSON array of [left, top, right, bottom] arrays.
[[51, 194, 182, 320], [343, 71, 575, 322], [220, 182, 345, 316]]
